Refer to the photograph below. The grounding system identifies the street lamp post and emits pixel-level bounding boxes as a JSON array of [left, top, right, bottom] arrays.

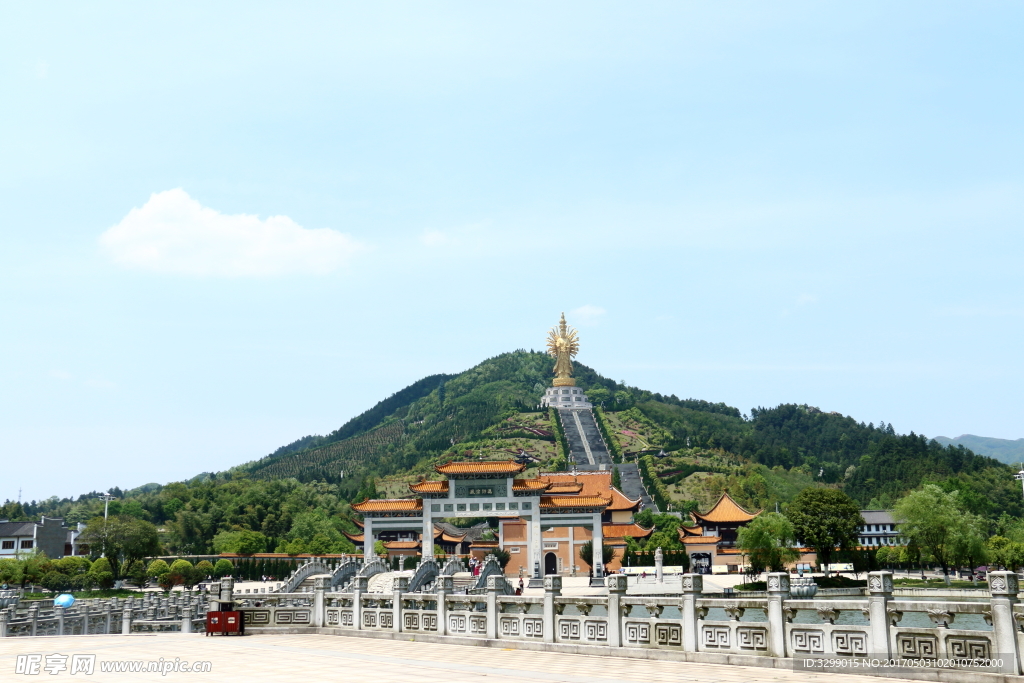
[[98, 492, 116, 558]]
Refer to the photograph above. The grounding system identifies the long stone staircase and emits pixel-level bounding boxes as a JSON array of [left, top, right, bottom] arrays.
[[614, 462, 658, 512], [557, 408, 613, 470], [555, 407, 659, 511]]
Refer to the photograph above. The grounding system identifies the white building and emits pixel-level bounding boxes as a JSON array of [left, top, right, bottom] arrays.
[[857, 510, 901, 547]]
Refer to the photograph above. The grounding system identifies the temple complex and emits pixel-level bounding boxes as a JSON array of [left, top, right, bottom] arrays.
[[349, 461, 650, 583], [678, 492, 761, 574]]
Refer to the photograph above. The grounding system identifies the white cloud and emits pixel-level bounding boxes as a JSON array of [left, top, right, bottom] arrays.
[[100, 189, 362, 276], [570, 305, 607, 324]]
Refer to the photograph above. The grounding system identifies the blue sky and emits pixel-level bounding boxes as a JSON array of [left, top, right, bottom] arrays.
[[2, 3, 1022, 502]]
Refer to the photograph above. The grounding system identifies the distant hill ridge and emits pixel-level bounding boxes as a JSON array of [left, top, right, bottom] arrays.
[[232, 350, 1018, 513], [932, 434, 1024, 466]]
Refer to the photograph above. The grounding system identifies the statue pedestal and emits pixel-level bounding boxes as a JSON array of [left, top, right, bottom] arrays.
[[541, 386, 592, 409]]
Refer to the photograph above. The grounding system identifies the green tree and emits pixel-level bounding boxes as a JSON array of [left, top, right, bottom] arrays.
[[194, 560, 215, 579], [125, 560, 148, 588], [736, 512, 799, 573], [308, 534, 332, 556], [146, 559, 170, 579], [894, 483, 983, 584], [79, 515, 160, 580], [578, 540, 615, 570], [785, 487, 863, 573], [214, 558, 234, 577], [611, 467, 622, 490], [89, 557, 115, 589]]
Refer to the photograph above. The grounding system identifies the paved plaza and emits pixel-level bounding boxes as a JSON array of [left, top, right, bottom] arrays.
[[0, 633, 922, 683]]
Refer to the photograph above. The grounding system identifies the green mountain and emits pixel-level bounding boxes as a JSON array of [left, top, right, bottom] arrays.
[[237, 350, 1020, 516], [932, 434, 1024, 466], [5, 349, 1020, 556]]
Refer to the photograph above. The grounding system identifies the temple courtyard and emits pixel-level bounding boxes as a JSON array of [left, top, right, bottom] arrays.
[[0, 633, 921, 683]]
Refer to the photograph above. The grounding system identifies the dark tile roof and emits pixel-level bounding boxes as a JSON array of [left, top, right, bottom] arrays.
[[0, 522, 35, 537]]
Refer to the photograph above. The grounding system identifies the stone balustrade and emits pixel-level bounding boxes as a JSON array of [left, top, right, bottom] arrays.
[[237, 571, 1024, 676], [0, 591, 209, 637]]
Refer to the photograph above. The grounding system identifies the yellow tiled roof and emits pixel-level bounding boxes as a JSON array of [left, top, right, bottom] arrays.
[[539, 495, 611, 509], [351, 498, 423, 513], [435, 460, 525, 475], [691, 492, 760, 523], [409, 480, 448, 493]]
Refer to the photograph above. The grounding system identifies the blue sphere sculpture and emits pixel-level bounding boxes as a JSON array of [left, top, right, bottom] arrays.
[[54, 593, 75, 608]]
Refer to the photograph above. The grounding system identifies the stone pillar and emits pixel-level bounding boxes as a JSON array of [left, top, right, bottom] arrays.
[[56, 606, 65, 636], [543, 575, 561, 643], [765, 572, 790, 658], [592, 515, 604, 581], [364, 518, 375, 563], [422, 512, 434, 561], [605, 574, 627, 648], [680, 573, 703, 652], [0, 608, 8, 638], [436, 575, 452, 636], [353, 576, 368, 631], [29, 605, 38, 637], [104, 602, 113, 634], [393, 577, 408, 634], [486, 575, 504, 639], [181, 606, 192, 634], [988, 571, 1021, 674], [121, 606, 132, 635], [530, 515, 542, 581], [219, 576, 234, 604], [655, 547, 664, 583], [313, 577, 327, 628], [866, 571, 893, 658]]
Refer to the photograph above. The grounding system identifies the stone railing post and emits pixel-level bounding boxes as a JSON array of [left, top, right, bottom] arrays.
[[680, 573, 704, 652], [353, 577, 368, 631], [486, 575, 505, 640], [29, 605, 38, 637], [104, 602, 113, 634], [56, 606, 65, 636], [437, 576, 452, 636], [866, 571, 893, 658], [605, 574, 627, 647], [219, 576, 234, 604], [766, 572, 790, 658], [313, 577, 327, 628], [543, 575, 561, 644], [394, 577, 408, 634], [181, 606, 192, 634], [655, 547, 664, 583], [988, 571, 1021, 674], [121, 606, 132, 635], [0, 608, 8, 638]]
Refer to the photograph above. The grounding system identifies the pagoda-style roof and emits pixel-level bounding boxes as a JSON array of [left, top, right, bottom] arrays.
[[382, 540, 420, 550], [512, 479, 550, 492], [540, 495, 611, 510], [602, 523, 653, 539], [434, 460, 525, 476], [409, 480, 448, 494], [691, 492, 759, 524], [680, 534, 722, 545], [351, 498, 424, 513], [343, 530, 365, 543], [607, 487, 642, 511], [545, 481, 584, 494], [440, 532, 467, 543]]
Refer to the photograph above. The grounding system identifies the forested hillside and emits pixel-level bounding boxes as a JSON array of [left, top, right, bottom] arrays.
[[4, 349, 1019, 556]]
